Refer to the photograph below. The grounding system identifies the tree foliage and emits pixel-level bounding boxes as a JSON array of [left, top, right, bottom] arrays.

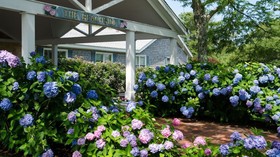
[[176, 0, 280, 62]]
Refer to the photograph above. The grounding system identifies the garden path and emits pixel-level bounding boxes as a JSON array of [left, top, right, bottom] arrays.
[[156, 118, 280, 146]]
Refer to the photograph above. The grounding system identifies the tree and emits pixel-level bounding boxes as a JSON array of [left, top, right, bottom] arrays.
[[175, 0, 280, 62]]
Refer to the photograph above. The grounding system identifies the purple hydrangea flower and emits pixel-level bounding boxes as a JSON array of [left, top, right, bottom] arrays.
[[250, 86, 261, 95], [162, 95, 169, 102], [219, 144, 230, 156], [172, 130, 184, 140], [265, 104, 272, 111], [220, 88, 228, 95], [169, 81, 176, 88], [184, 73, 190, 79], [126, 101, 136, 112], [67, 128, 74, 134], [0, 98, 12, 111], [27, 71, 36, 80], [19, 114, 34, 127], [204, 73, 211, 81], [193, 136, 206, 146], [246, 100, 253, 107], [30, 51, 36, 57], [259, 75, 269, 84], [186, 64, 192, 70], [164, 66, 170, 72], [193, 78, 199, 85], [157, 83, 166, 91], [72, 150, 82, 157], [190, 70, 196, 76], [97, 125, 106, 132], [146, 79, 155, 87], [137, 101, 144, 106], [212, 76, 219, 83], [178, 76, 185, 83], [198, 92, 205, 99], [239, 89, 250, 101], [37, 71, 46, 82], [271, 141, 280, 149], [43, 82, 59, 98], [229, 95, 239, 107], [77, 138, 86, 145], [140, 149, 148, 157], [164, 141, 174, 150], [139, 72, 146, 81], [64, 92, 76, 104], [0, 50, 21, 67], [149, 144, 159, 154], [266, 148, 280, 157], [204, 148, 212, 156], [120, 139, 129, 147], [67, 111, 76, 122], [36, 56, 46, 64], [195, 85, 203, 93], [65, 71, 79, 82], [130, 147, 140, 157], [41, 149, 54, 157], [212, 88, 220, 96], [133, 84, 139, 91], [230, 131, 242, 141], [72, 84, 82, 95], [111, 130, 121, 138], [139, 129, 154, 144], [86, 90, 98, 99], [131, 119, 143, 130], [150, 90, 158, 98], [12, 82, 19, 91]]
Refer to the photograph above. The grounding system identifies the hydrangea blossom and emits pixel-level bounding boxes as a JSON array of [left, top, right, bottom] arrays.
[[156, 83, 166, 91], [65, 71, 79, 82], [0, 98, 12, 111], [195, 85, 203, 93], [230, 131, 242, 142], [164, 66, 170, 72], [19, 114, 34, 127], [239, 89, 250, 101], [229, 95, 239, 107], [149, 144, 160, 154], [162, 95, 169, 102], [27, 71, 37, 80], [12, 82, 19, 91], [212, 88, 220, 96], [266, 148, 280, 157], [233, 73, 243, 84], [212, 76, 219, 84], [133, 84, 139, 91], [172, 118, 181, 126], [161, 126, 171, 138], [43, 82, 59, 98], [204, 148, 212, 156], [186, 64, 192, 70], [64, 92, 77, 104], [126, 101, 136, 112], [111, 130, 121, 138], [140, 149, 148, 157], [259, 75, 269, 84], [204, 73, 211, 81], [150, 90, 158, 98], [97, 125, 106, 132], [131, 119, 143, 130], [130, 147, 140, 157], [219, 144, 230, 156], [139, 72, 146, 81], [77, 138, 86, 145], [120, 138, 129, 147], [86, 90, 98, 99], [193, 78, 199, 85], [72, 84, 82, 95], [198, 92, 205, 99], [250, 86, 261, 95], [41, 149, 54, 157], [190, 70, 196, 76], [243, 135, 267, 150], [37, 71, 46, 82], [139, 129, 154, 144], [164, 141, 174, 150], [172, 130, 184, 140], [36, 56, 46, 64], [178, 76, 185, 83], [146, 79, 155, 87], [169, 81, 176, 88], [193, 136, 206, 146], [67, 111, 76, 122], [96, 139, 106, 149], [67, 128, 74, 135], [0, 50, 21, 67], [72, 151, 82, 157]]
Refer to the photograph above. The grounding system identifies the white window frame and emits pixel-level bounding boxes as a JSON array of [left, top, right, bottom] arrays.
[[95, 52, 113, 62], [43, 48, 68, 59], [136, 55, 147, 67]]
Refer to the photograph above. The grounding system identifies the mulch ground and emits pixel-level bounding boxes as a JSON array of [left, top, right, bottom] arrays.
[[156, 118, 280, 146]]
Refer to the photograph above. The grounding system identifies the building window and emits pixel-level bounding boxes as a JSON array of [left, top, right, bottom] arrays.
[[165, 57, 170, 65], [95, 52, 113, 62], [136, 55, 146, 67], [43, 48, 68, 60]]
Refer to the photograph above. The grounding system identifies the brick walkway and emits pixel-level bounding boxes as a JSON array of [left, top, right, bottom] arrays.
[[156, 118, 279, 145]]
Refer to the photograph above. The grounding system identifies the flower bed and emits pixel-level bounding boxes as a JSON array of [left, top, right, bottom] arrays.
[[1, 50, 280, 156]]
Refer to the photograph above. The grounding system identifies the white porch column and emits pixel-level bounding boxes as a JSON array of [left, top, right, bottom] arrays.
[[170, 38, 178, 65], [21, 12, 35, 64], [125, 31, 136, 101], [52, 44, 58, 66]]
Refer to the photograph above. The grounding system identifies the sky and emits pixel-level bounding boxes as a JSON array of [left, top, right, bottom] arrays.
[[165, 0, 191, 16]]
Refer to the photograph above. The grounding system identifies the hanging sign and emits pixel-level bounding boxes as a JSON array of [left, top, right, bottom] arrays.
[[43, 5, 127, 29]]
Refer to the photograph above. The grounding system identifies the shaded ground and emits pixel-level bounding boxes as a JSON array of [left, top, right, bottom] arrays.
[[156, 118, 280, 145]]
